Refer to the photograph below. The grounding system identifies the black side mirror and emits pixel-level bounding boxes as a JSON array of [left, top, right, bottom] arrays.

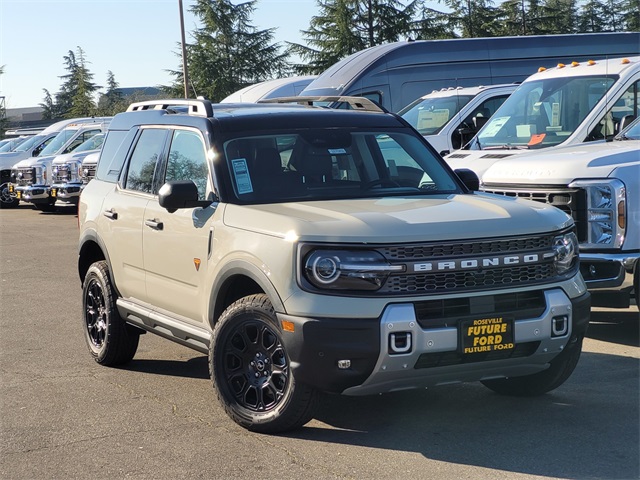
[[158, 180, 210, 213], [454, 168, 480, 191]]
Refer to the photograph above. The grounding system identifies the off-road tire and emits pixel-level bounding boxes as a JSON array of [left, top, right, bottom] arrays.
[[82, 261, 139, 366], [481, 335, 583, 396], [0, 182, 19, 209], [210, 294, 318, 433]]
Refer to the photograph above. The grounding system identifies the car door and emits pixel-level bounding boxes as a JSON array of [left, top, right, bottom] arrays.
[[99, 127, 169, 304], [142, 127, 217, 324]]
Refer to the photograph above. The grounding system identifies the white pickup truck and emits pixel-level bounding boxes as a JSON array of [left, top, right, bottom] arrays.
[[400, 84, 517, 156], [446, 56, 640, 176], [481, 116, 640, 310]]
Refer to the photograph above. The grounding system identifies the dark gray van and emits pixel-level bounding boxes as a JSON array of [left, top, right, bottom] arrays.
[[301, 32, 640, 112]]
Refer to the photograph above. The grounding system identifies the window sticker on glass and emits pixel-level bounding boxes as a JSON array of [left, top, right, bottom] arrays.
[[482, 116, 509, 138], [231, 158, 253, 194], [328, 148, 347, 155]]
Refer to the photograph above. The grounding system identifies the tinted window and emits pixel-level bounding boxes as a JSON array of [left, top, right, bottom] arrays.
[[95, 130, 132, 183], [124, 129, 167, 194]]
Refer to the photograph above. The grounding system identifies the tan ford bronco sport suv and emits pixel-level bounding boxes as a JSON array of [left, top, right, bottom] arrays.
[[78, 98, 590, 433]]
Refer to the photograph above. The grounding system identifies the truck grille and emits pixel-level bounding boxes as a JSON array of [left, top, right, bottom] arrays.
[[15, 167, 36, 186], [481, 186, 587, 242], [53, 165, 70, 183]]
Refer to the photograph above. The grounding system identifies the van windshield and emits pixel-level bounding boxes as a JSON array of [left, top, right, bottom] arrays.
[[40, 129, 77, 156], [223, 128, 460, 204], [473, 75, 617, 150], [400, 94, 474, 135]]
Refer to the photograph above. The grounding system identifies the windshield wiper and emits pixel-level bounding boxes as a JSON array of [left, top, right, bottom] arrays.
[[482, 144, 529, 150]]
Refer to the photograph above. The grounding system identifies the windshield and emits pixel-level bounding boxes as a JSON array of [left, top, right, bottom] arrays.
[[617, 117, 640, 140], [74, 133, 104, 153], [14, 134, 45, 152], [0, 137, 27, 152], [39, 129, 77, 156], [400, 94, 474, 135], [223, 128, 460, 204], [473, 75, 617, 150]]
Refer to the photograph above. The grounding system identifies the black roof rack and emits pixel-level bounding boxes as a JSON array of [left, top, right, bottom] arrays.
[[259, 95, 387, 113], [126, 99, 214, 117]]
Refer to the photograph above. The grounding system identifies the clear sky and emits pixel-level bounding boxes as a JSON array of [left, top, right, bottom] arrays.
[[0, 0, 319, 108]]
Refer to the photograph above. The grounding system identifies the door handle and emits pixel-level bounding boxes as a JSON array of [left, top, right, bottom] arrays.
[[145, 219, 164, 230], [103, 209, 118, 220]]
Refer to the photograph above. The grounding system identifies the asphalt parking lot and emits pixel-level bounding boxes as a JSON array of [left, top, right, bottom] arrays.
[[1, 204, 638, 480]]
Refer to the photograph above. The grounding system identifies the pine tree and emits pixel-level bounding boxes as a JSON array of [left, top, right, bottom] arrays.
[[577, 0, 609, 32], [97, 71, 125, 116], [289, 0, 440, 75], [539, 0, 578, 34], [619, 0, 640, 30], [441, 0, 502, 37], [67, 47, 99, 118], [167, 0, 290, 102]]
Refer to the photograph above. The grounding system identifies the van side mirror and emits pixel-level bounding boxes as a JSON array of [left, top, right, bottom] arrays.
[[158, 180, 211, 213], [454, 168, 480, 191]]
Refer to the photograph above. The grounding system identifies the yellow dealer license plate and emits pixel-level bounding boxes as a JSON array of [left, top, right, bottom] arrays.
[[16, 191, 21, 199], [8, 184, 14, 193], [461, 316, 514, 354], [51, 188, 57, 197]]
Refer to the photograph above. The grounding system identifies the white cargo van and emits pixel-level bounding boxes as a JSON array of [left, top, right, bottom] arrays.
[[399, 84, 517, 155], [446, 57, 640, 176], [480, 116, 640, 310], [221, 76, 316, 103]]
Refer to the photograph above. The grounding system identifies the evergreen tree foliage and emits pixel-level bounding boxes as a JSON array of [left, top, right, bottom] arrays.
[[540, 0, 578, 34], [167, 0, 290, 102], [96, 71, 125, 115], [619, 0, 640, 30], [289, 0, 449, 75], [577, 0, 609, 32], [441, 0, 502, 37]]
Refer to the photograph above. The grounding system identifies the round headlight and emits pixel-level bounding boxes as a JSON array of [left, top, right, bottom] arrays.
[[311, 255, 340, 284]]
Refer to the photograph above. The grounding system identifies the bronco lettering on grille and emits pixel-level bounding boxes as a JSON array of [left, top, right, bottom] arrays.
[[412, 253, 540, 272]]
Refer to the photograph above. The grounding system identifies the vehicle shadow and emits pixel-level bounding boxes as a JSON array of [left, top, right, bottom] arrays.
[[285, 349, 639, 479], [125, 356, 210, 380], [588, 309, 639, 347]]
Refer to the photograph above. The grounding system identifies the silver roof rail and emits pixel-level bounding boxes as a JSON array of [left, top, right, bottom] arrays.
[[126, 99, 214, 117], [259, 95, 387, 113]]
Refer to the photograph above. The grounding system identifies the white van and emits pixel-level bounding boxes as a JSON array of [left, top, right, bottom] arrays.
[[399, 84, 517, 155], [446, 57, 640, 176]]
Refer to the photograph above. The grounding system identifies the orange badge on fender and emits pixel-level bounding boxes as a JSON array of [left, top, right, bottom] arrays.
[[194, 258, 201, 271]]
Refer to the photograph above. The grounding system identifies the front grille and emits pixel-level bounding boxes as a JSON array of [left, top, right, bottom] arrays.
[[53, 165, 70, 183], [382, 264, 555, 294], [482, 186, 587, 242], [379, 235, 552, 260], [372, 232, 565, 295], [15, 167, 35, 186], [414, 290, 547, 328], [414, 341, 540, 369]]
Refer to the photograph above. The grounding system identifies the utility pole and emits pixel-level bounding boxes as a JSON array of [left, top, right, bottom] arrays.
[[178, 0, 190, 99]]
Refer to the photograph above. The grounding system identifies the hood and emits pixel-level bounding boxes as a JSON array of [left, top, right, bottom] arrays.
[[0, 151, 30, 170], [445, 149, 529, 177], [52, 150, 96, 165], [224, 194, 572, 243], [13, 155, 56, 169], [482, 140, 640, 185]]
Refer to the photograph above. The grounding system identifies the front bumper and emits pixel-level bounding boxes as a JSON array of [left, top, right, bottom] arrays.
[[51, 182, 83, 202], [280, 288, 590, 395], [579, 252, 639, 307], [11, 184, 51, 204]]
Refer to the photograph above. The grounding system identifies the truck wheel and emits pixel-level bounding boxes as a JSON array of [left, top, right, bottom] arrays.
[[0, 182, 19, 209], [210, 294, 318, 433], [82, 261, 139, 366], [481, 335, 583, 396]]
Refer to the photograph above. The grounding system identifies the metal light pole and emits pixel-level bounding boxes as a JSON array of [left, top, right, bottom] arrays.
[[178, 0, 190, 99]]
